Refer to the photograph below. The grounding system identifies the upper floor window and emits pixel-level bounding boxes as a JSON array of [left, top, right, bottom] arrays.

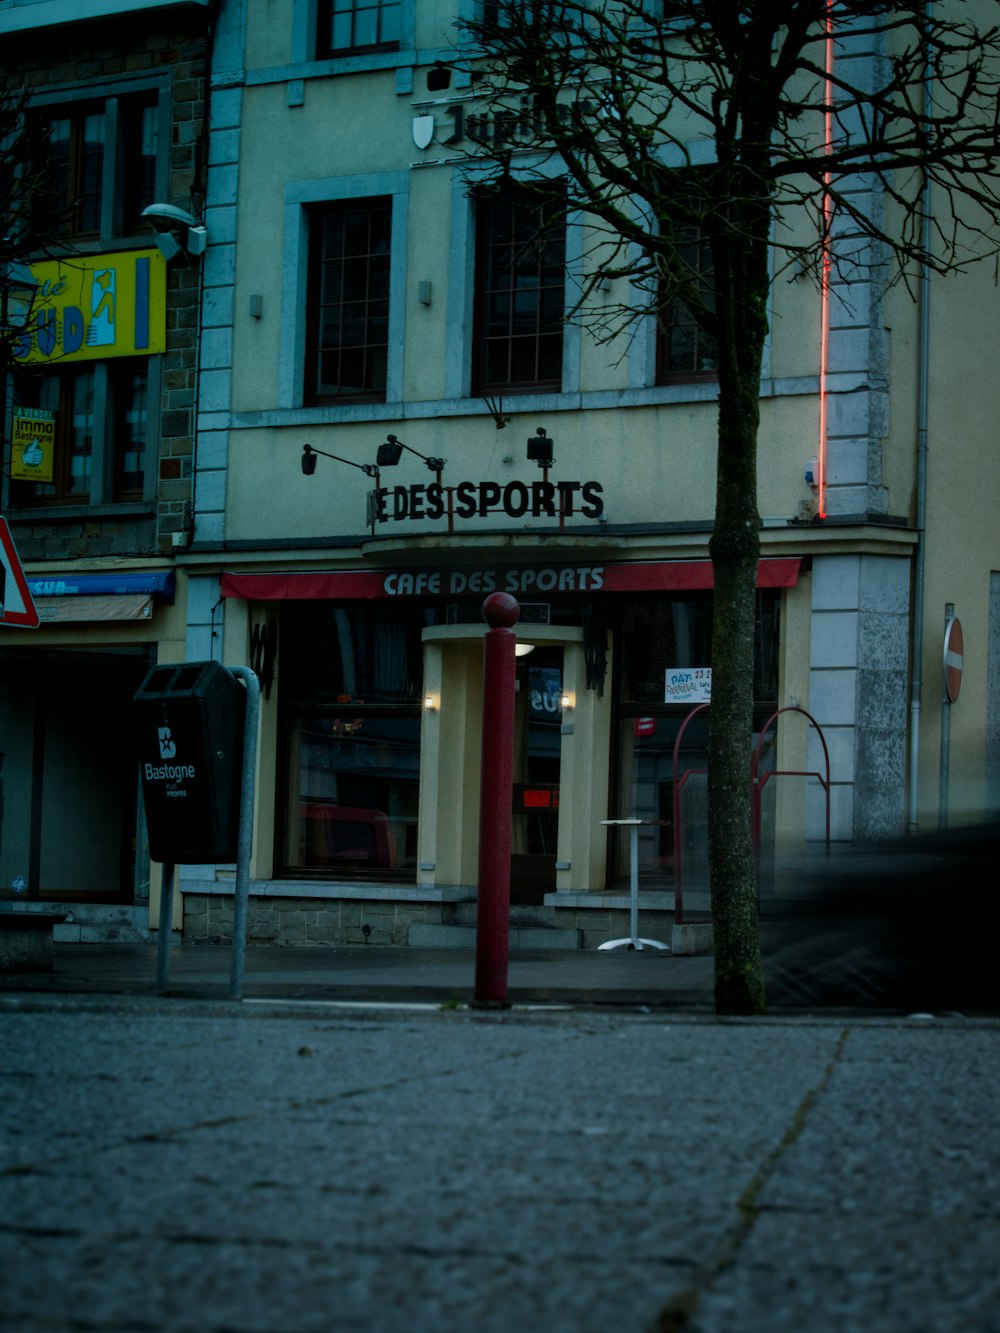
[[472, 189, 566, 395], [30, 92, 160, 242], [305, 198, 392, 404], [656, 219, 718, 382], [318, 0, 401, 57], [10, 361, 150, 507]]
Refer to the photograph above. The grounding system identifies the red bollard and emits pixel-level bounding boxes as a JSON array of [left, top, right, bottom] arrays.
[[474, 591, 520, 1006]]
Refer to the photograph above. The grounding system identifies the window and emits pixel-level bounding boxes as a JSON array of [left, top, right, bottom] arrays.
[[656, 218, 718, 382], [611, 594, 780, 890], [305, 199, 392, 404], [279, 603, 432, 877], [472, 189, 566, 394], [11, 361, 151, 506], [317, 0, 401, 57], [30, 92, 160, 243]]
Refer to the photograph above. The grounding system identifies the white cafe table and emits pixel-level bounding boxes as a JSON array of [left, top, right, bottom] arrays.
[[597, 819, 671, 952]]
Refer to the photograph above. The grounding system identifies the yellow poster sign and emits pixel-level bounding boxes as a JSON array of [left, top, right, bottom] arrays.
[[11, 407, 56, 483], [12, 249, 167, 365]]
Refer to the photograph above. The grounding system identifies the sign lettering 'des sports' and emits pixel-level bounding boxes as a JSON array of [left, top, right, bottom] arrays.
[[375, 479, 603, 524]]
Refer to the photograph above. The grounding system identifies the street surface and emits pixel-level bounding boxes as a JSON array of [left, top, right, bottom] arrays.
[[1, 996, 998, 1332]]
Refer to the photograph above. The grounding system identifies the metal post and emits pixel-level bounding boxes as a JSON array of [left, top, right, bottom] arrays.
[[629, 822, 639, 943], [229, 666, 260, 1001], [939, 603, 953, 831], [156, 861, 175, 994], [474, 592, 519, 1006]]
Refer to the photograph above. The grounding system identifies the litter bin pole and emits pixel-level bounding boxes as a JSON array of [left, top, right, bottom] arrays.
[[228, 666, 260, 1002], [156, 861, 175, 993]]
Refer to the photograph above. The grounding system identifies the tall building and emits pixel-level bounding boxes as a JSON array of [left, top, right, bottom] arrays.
[[4, 0, 998, 949], [0, 0, 211, 938]]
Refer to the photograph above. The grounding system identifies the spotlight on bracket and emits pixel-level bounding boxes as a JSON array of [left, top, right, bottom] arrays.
[[377, 433, 445, 472], [527, 427, 554, 468], [377, 437, 404, 467]]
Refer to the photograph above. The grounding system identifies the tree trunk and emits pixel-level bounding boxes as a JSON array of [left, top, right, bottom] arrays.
[[707, 229, 768, 1015]]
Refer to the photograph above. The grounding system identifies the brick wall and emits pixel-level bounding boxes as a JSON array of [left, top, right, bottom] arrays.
[[2, 10, 209, 560]]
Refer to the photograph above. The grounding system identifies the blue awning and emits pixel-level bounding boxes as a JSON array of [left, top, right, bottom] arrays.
[[25, 570, 175, 602]]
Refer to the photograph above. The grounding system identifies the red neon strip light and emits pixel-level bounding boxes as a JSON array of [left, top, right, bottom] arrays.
[[818, 0, 834, 520]]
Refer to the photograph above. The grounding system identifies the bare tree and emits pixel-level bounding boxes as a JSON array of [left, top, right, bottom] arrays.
[[457, 0, 1000, 1013], [1, 75, 61, 369]]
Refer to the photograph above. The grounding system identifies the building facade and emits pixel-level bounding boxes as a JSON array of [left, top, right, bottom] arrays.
[[4, 0, 999, 948], [0, 0, 211, 938]]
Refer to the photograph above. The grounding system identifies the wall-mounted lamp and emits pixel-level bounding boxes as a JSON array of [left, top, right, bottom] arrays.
[[140, 203, 208, 261], [527, 427, 554, 468], [0, 247, 40, 337], [427, 61, 451, 92], [300, 442, 381, 534], [515, 643, 536, 657], [301, 442, 379, 479], [424, 692, 439, 712], [560, 692, 575, 712], [377, 433, 445, 473]]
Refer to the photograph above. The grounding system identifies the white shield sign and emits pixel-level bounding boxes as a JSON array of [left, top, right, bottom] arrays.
[[412, 115, 436, 150]]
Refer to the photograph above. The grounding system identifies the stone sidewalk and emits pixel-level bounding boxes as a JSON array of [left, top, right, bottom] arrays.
[[1, 940, 718, 1009], [1, 994, 998, 1332]]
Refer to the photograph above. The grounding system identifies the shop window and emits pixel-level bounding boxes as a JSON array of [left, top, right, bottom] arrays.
[[9, 360, 150, 506], [611, 593, 780, 890], [472, 187, 566, 395], [305, 198, 392, 404], [317, 0, 401, 57], [279, 603, 438, 877], [30, 91, 161, 242]]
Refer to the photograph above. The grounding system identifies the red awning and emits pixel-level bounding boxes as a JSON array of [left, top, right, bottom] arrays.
[[220, 559, 801, 602]]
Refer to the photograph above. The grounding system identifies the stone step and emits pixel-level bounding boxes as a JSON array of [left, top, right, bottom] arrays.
[[408, 922, 581, 951], [47, 903, 152, 945]]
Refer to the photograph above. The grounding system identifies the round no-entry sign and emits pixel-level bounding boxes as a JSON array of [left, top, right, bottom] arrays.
[[944, 616, 964, 703]]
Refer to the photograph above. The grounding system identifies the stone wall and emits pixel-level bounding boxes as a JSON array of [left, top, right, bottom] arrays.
[[181, 893, 685, 952], [183, 895, 454, 948]]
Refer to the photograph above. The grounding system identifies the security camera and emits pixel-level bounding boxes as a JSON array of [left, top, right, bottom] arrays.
[[141, 203, 200, 230]]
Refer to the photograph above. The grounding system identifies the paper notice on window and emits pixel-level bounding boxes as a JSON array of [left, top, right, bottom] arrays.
[[665, 668, 712, 704]]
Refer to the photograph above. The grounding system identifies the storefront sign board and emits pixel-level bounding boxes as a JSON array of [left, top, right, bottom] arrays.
[[12, 250, 167, 365]]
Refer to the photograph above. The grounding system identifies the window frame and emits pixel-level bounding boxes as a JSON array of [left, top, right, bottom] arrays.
[[27, 76, 170, 247], [294, 0, 415, 68], [277, 600, 431, 881], [470, 185, 568, 397], [281, 173, 409, 412], [655, 218, 719, 385], [316, 0, 403, 58], [6, 359, 161, 512], [304, 196, 394, 406]]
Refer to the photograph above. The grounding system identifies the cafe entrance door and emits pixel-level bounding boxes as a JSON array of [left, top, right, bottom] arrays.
[[510, 647, 563, 905]]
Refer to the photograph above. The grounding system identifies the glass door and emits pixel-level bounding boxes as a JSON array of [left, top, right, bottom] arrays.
[[510, 647, 563, 905]]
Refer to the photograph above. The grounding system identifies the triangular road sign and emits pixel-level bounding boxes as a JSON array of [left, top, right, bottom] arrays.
[[0, 514, 40, 628]]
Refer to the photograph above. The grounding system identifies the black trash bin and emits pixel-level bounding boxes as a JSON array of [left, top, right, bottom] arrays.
[[133, 660, 246, 863]]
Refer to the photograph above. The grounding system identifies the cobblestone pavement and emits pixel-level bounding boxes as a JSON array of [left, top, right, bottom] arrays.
[[1, 996, 998, 1332]]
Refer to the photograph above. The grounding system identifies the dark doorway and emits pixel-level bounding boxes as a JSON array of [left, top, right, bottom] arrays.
[[510, 646, 563, 904], [0, 648, 149, 903]]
